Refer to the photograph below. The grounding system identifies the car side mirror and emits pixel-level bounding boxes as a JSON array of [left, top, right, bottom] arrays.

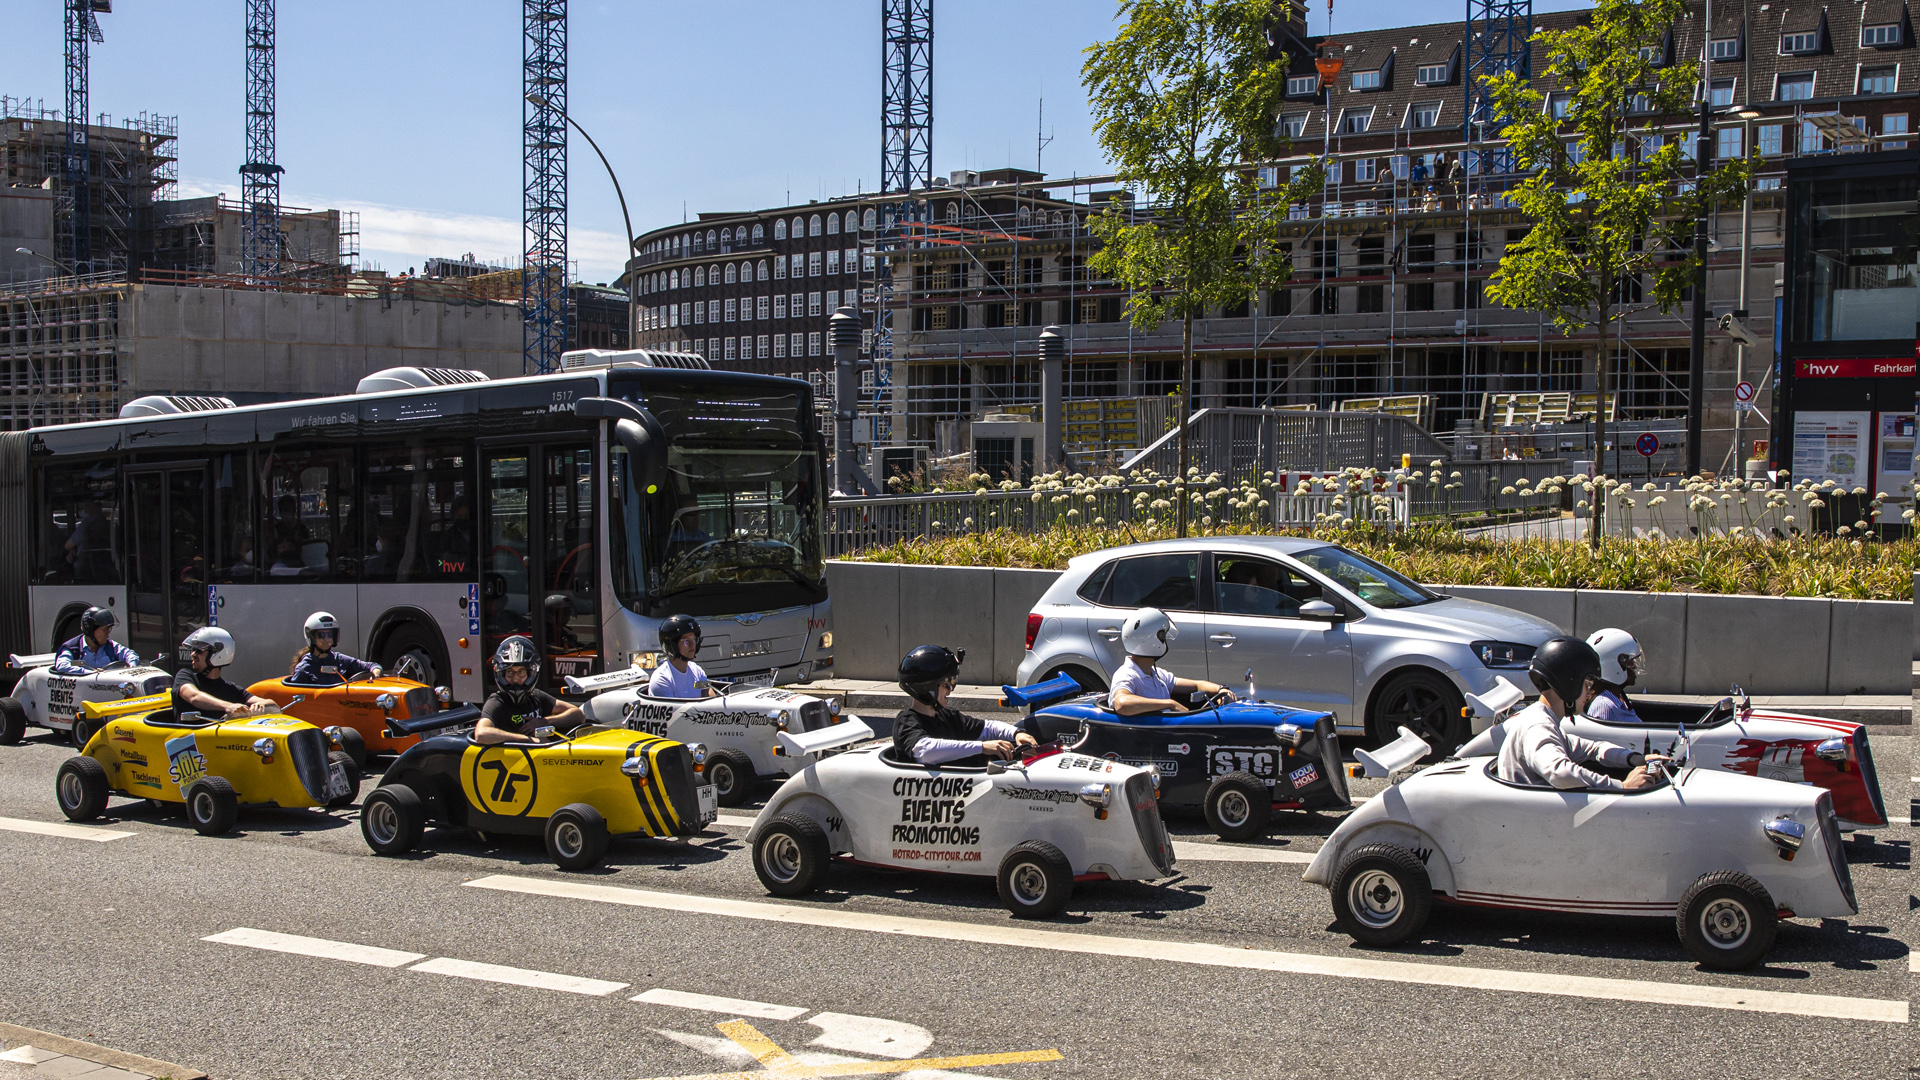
[[1298, 600, 1341, 620], [1188, 690, 1210, 706]]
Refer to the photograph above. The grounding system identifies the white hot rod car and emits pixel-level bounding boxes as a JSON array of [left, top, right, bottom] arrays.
[[1306, 724, 1859, 969], [745, 721, 1178, 918], [0, 653, 176, 747], [568, 665, 858, 807]]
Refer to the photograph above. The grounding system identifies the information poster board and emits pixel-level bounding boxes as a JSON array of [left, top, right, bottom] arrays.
[[1791, 411, 1869, 488], [1875, 411, 1915, 521]]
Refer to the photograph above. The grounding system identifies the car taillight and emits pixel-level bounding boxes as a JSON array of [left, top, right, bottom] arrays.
[[1025, 614, 1044, 651]]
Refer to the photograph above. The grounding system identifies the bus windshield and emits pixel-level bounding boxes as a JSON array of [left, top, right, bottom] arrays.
[[611, 380, 824, 614]]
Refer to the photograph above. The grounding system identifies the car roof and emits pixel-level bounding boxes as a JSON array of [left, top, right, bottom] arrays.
[[1065, 535, 1329, 570]]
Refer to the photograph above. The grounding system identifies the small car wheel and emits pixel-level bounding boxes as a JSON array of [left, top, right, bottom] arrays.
[[0, 697, 27, 745], [184, 777, 239, 836], [55, 756, 109, 821], [1370, 669, 1466, 756], [707, 750, 755, 808], [68, 715, 96, 750], [1677, 870, 1777, 970], [753, 813, 830, 897], [325, 751, 362, 809], [1203, 771, 1272, 842], [997, 840, 1074, 919], [333, 727, 368, 770], [360, 784, 425, 855], [545, 803, 609, 872], [1331, 842, 1433, 947]]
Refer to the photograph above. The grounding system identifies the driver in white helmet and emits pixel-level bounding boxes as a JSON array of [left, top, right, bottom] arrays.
[[289, 611, 382, 685], [1108, 607, 1236, 717], [1584, 628, 1645, 723], [475, 635, 583, 745], [172, 627, 275, 719]]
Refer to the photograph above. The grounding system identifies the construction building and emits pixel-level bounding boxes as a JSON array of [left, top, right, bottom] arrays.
[[627, 0, 1917, 474]]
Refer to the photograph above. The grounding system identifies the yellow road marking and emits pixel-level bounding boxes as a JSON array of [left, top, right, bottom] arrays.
[[632, 1021, 1063, 1079]]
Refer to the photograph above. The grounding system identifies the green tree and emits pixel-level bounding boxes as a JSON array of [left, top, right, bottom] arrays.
[[1083, 0, 1321, 536], [1483, 0, 1752, 545]]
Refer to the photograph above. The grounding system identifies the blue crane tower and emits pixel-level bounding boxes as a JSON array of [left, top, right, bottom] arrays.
[[240, 0, 284, 280], [523, 0, 568, 374], [62, 0, 107, 274], [871, 0, 932, 444], [1463, 0, 1532, 142]]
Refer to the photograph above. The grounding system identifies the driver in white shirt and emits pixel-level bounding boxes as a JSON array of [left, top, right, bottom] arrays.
[[1107, 607, 1236, 717], [1497, 637, 1662, 792]]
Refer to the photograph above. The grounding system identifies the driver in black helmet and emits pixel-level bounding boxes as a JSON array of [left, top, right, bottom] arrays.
[[646, 614, 714, 699], [1496, 637, 1663, 792], [52, 606, 140, 675], [475, 635, 583, 745], [892, 645, 1035, 767]]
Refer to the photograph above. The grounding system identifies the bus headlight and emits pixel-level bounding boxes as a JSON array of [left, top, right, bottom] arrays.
[[819, 631, 833, 650]]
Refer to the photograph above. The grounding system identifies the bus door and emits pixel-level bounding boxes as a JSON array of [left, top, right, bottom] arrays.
[[480, 442, 599, 693], [124, 466, 210, 668]]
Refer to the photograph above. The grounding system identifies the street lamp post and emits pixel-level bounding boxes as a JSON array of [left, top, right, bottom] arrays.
[[1687, 3, 1713, 478], [14, 247, 77, 279], [525, 94, 639, 348]]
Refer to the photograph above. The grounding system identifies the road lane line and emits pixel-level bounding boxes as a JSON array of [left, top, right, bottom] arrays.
[[0, 816, 133, 842], [633, 988, 809, 1020], [407, 956, 628, 996], [1171, 841, 1312, 864], [713, 813, 758, 830], [202, 928, 425, 968], [466, 875, 1906, 1025]]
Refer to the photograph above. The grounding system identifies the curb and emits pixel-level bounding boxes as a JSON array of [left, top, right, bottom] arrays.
[[0, 1022, 207, 1080]]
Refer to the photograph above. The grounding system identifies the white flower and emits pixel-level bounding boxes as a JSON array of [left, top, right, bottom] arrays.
[[1649, 496, 1667, 507], [1200, 516, 1213, 526], [1783, 515, 1796, 525], [1093, 517, 1105, 526], [1340, 517, 1354, 528], [1067, 509, 1080, 518], [962, 517, 973, 527], [1501, 486, 1517, 496]]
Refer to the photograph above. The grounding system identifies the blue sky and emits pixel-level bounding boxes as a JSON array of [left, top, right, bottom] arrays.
[[3, 0, 1589, 284]]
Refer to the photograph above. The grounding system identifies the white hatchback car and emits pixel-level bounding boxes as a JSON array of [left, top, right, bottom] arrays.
[[1016, 538, 1560, 751]]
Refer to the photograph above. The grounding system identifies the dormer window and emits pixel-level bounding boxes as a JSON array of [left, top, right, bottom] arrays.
[[1775, 71, 1815, 99], [1780, 30, 1820, 54], [1352, 68, 1383, 90], [1417, 63, 1448, 84], [1287, 74, 1320, 96], [1861, 23, 1902, 47], [1341, 106, 1374, 133], [1280, 113, 1309, 138], [1548, 93, 1573, 119], [1709, 36, 1741, 60]]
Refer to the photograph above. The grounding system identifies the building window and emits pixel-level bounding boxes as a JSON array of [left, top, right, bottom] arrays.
[[1709, 36, 1741, 60], [1779, 30, 1819, 54], [792, 291, 803, 315], [669, 270, 679, 290], [808, 332, 822, 356], [756, 296, 770, 319], [1286, 74, 1318, 96], [739, 261, 753, 282], [1862, 23, 1902, 46], [1708, 78, 1735, 106], [792, 216, 805, 237], [826, 250, 840, 274], [826, 212, 839, 234], [1280, 113, 1308, 138], [1715, 125, 1743, 159], [751, 224, 764, 243], [773, 294, 787, 319], [1859, 65, 1898, 94], [809, 214, 823, 237], [694, 266, 706, 287], [757, 259, 769, 281], [809, 292, 822, 316], [1788, 168, 1920, 341], [706, 229, 717, 249], [791, 254, 805, 277], [724, 337, 737, 361], [1351, 68, 1382, 91], [1756, 123, 1785, 154], [724, 264, 736, 284], [863, 208, 877, 230], [1353, 157, 1377, 182], [692, 233, 704, 254], [1775, 72, 1814, 101], [1548, 93, 1572, 119], [1341, 107, 1373, 133], [773, 334, 787, 358], [724, 298, 737, 322], [946, 202, 960, 223], [774, 219, 787, 240], [844, 247, 857, 271], [757, 335, 770, 360], [774, 257, 786, 280], [1628, 91, 1653, 113], [1416, 63, 1448, 85], [825, 290, 839, 312], [1884, 113, 1910, 148], [1408, 101, 1442, 129], [791, 332, 805, 356], [806, 252, 820, 276]]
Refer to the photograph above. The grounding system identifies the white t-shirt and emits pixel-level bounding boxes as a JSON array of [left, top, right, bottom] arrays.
[[1109, 657, 1178, 705], [647, 660, 708, 699]]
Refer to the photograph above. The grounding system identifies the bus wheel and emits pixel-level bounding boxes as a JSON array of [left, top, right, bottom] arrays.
[[379, 624, 442, 686]]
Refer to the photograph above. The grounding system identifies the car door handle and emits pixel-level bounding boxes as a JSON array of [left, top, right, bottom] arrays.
[[1208, 633, 1236, 643], [1095, 627, 1121, 640]]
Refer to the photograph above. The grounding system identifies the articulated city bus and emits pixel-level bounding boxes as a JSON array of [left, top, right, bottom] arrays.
[[0, 356, 833, 702]]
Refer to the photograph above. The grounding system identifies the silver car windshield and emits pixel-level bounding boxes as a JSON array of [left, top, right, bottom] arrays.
[[1293, 545, 1438, 609]]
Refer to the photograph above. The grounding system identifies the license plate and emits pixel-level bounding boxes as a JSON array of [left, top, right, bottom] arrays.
[[697, 782, 719, 823], [731, 672, 775, 689], [325, 762, 351, 802]]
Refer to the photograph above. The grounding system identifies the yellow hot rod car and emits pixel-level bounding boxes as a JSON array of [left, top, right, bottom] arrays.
[[55, 694, 362, 835]]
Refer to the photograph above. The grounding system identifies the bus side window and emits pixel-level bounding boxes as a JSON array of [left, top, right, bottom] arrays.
[[38, 460, 122, 586], [261, 447, 356, 581], [213, 453, 257, 584], [362, 439, 471, 582]]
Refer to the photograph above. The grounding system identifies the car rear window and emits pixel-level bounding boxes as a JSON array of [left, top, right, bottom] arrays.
[[1103, 553, 1200, 610], [1076, 561, 1114, 603]]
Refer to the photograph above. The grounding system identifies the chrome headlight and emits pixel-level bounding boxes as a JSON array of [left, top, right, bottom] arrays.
[[251, 737, 275, 760], [1145, 765, 1161, 793], [322, 726, 345, 750], [1764, 816, 1805, 860], [1272, 723, 1305, 747], [685, 742, 709, 765], [1813, 738, 1848, 763], [435, 686, 452, 705], [375, 692, 398, 711], [621, 756, 650, 778], [1472, 641, 1537, 669], [1078, 782, 1113, 809], [828, 698, 841, 716]]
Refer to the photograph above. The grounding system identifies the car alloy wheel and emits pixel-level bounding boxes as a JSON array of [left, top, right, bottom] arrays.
[[760, 832, 802, 884], [364, 800, 400, 847], [1698, 897, 1751, 951], [1346, 868, 1406, 929]]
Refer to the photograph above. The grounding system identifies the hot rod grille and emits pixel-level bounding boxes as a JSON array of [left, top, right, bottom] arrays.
[[795, 699, 831, 732], [1816, 791, 1857, 913], [1315, 714, 1349, 806], [286, 727, 331, 803], [1851, 729, 1885, 825], [651, 742, 702, 836], [404, 687, 438, 716], [1125, 773, 1176, 877]]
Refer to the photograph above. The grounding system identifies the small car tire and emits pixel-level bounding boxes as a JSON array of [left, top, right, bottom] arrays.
[[1370, 669, 1467, 756], [325, 751, 362, 809], [68, 715, 96, 750], [1331, 842, 1433, 947], [997, 840, 1075, 919], [1203, 771, 1272, 842], [360, 784, 426, 855], [185, 777, 240, 836], [1677, 870, 1777, 970], [545, 803, 609, 872], [334, 727, 368, 770], [707, 750, 755, 808], [0, 697, 27, 745], [55, 756, 109, 822], [754, 813, 830, 897]]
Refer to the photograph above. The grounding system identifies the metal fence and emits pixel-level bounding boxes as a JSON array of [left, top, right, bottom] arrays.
[[1121, 407, 1454, 481]]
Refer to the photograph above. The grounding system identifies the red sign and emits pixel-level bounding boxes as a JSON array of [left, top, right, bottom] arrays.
[[1794, 357, 1917, 378]]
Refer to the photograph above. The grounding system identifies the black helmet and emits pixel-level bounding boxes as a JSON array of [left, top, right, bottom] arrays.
[[1528, 636, 1602, 707], [658, 614, 701, 654], [80, 606, 116, 636], [491, 635, 541, 700], [898, 644, 965, 706]]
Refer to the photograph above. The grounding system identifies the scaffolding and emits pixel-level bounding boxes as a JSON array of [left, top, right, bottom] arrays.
[[0, 275, 127, 429]]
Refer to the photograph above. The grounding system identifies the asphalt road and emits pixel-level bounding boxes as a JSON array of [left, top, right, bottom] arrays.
[[0, 728, 1909, 1080]]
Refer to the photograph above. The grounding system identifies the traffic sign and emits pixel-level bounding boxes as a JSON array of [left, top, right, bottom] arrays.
[[1636, 432, 1660, 458], [1734, 381, 1755, 402]]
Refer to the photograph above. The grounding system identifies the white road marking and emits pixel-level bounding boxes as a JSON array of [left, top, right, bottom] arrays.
[[466, 875, 1907, 1025], [804, 1012, 932, 1058], [713, 813, 758, 830], [202, 928, 425, 968], [1171, 841, 1312, 864], [407, 956, 628, 997], [633, 988, 808, 1020], [0, 815, 133, 842]]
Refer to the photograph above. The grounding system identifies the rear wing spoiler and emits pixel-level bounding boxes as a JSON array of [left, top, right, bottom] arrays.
[[1465, 677, 1527, 734], [8, 653, 56, 671], [1000, 673, 1082, 710], [776, 716, 876, 758], [81, 692, 171, 721], [385, 703, 483, 738], [564, 667, 651, 695]]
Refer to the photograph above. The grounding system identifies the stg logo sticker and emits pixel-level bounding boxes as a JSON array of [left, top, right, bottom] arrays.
[[1209, 746, 1279, 779]]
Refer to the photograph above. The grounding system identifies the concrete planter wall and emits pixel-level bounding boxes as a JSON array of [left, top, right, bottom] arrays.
[[826, 562, 1911, 695]]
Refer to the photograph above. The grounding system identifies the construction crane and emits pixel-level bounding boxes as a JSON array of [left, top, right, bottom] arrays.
[[1464, 0, 1531, 142], [867, 0, 933, 445], [62, 0, 107, 275], [240, 0, 284, 280], [523, 0, 568, 374]]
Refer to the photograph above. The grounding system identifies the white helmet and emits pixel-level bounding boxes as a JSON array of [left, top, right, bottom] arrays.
[[1120, 607, 1178, 658], [182, 626, 237, 668], [304, 611, 341, 646], [1586, 628, 1644, 687]]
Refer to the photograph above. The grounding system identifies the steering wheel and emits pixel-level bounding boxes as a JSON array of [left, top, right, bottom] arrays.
[[550, 543, 592, 592]]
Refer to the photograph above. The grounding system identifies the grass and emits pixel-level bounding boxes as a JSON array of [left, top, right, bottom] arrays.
[[848, 521, 1918, 601]]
